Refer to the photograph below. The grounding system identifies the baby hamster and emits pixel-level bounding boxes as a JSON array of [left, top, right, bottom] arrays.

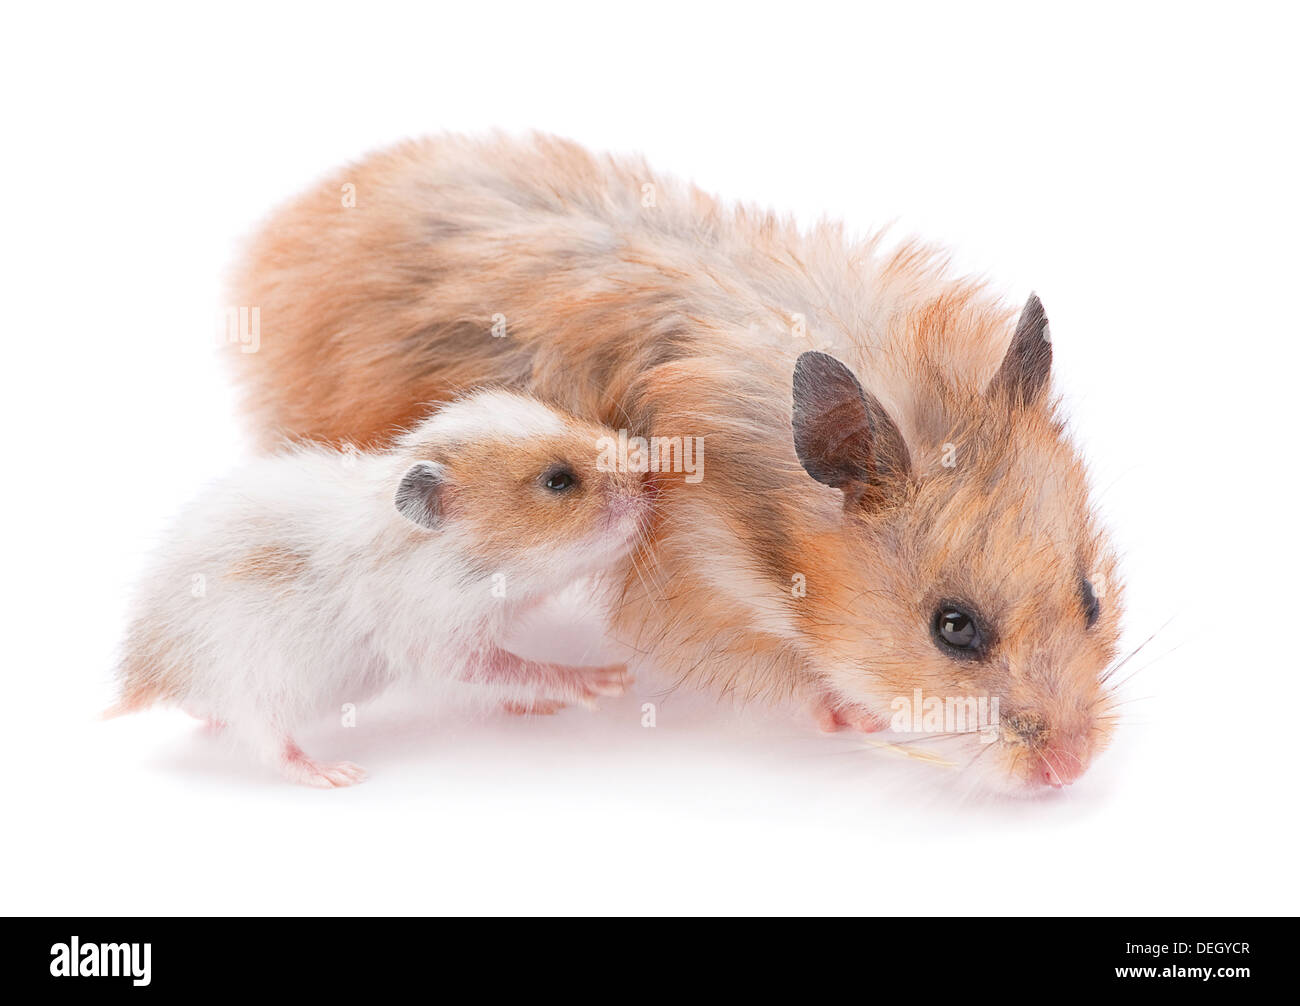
[[111, 390, 650, 787]]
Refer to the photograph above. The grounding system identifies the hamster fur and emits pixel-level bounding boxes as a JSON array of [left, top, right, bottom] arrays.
[[226, 134, 1124, 794], [112, 390, 650, 787]]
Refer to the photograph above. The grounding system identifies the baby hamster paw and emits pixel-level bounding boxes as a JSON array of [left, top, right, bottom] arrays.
[[474, 651, 632, 711], [565, 663, 632, 708], [284, 757, 368, 789], [502, 699, 568, 716], [519, 663, 632, 712], [581, 663, 632, 698], [280, 741, 367, 788], [809, 693, 888, 734]]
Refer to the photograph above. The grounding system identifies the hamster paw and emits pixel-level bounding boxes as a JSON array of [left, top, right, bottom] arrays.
[[280, 740, 367, 788], [512, 664, 632, 713], [559, 663, 631, 709], [578, 663, 632, 699], [474, 651, 631, 711], [809, 694, 887, 734], [502, 699, 568, 716]]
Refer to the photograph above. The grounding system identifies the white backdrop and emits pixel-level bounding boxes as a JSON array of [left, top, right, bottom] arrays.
[[3, 1, 1297, 915]]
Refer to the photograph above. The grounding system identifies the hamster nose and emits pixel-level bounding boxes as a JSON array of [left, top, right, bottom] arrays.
[[1038, 751, 1085, 788], [607, 469, 656, 506], [1005, 712, 1048, 746], [602, 481, 649, 520]]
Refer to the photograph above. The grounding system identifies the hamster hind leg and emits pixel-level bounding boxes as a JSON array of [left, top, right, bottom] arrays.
[[244, 719, 367, 788]]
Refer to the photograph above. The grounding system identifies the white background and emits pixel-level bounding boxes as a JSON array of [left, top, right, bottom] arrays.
[[2, 1, 1297, 916]]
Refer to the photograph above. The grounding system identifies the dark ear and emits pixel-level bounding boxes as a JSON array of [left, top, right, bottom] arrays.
[[792, 351, 911, 499], [395, 462, 446, 530], [989, 293, 1052, 403]]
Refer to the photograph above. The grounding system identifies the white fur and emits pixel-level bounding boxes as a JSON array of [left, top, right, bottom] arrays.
[[120, 392, 631, 776], [402, 388, 568, 444]]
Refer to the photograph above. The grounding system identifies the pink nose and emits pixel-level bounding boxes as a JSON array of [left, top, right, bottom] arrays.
[[1040, 754, 1085, 788]]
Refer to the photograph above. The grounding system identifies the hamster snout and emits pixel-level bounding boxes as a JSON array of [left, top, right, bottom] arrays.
[[1000, 712, 1095, 789], [594, 462, 654, 534], [600, 478, 651, 527]]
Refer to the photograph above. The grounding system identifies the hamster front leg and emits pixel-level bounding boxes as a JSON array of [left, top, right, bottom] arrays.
[[501, 699, 569, 716], [807, 690, 888, 734], [468, 647, 631, 711]]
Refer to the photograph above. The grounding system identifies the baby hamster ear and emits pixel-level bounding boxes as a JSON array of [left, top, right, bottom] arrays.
[[395, 462, 446, 530], [791, 351, 911, 500], [989, 293, 1052, 403]]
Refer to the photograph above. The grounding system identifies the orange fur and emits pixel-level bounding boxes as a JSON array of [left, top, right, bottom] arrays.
[[114, 623, 190, 715], [405, 412, 647, 572], [226, 133, 1124, 788], [225, 543, 308, 582]]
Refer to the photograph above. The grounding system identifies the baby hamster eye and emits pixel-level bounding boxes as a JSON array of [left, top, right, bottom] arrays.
[[932, 605, 984, 657], [1080, 578, 1101, 628], [542, 466, 578, 493]]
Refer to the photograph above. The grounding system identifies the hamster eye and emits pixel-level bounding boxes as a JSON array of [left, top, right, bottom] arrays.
[[542, 466, 578, 493], [1081, 578, 1101, 628], [932, 605, 984, 657]]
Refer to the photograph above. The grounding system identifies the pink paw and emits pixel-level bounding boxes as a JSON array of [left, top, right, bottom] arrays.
[[502, 699, 567, 716], [566, 663, 632, 708], [809, 693, 887, 734], [510, 664, 631, 713], [281, 741, 367, 788], [472, 650, 632, 712], [582, 663, 632, 697]]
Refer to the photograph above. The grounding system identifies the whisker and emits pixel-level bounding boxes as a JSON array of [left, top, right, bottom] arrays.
[[1100, 617, 1175, 685]]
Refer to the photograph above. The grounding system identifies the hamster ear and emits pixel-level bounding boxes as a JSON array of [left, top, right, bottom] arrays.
[[989, 294, 1052, 403], [395, 462, 446, 530], [792, 351, 911, 500]]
